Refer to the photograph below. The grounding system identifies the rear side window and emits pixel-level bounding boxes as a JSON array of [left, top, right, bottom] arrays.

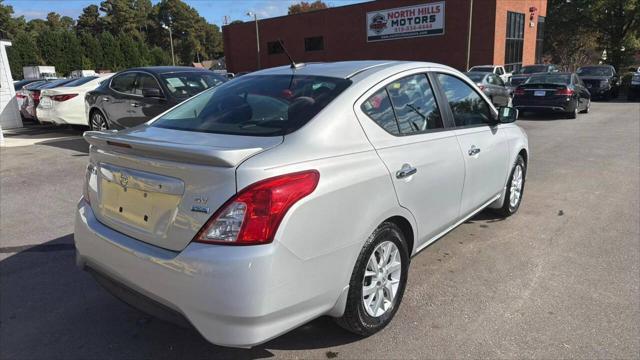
[[111, 73, 136, 94], [436, 73, 492, 127], [362, 74, 442, 136], [496, 67, 505, 75], [387, 74, 443, 134], [152, 75, 351, 136]]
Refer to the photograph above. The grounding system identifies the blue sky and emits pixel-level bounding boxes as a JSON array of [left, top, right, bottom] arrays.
[[6, 0, 367, 26]]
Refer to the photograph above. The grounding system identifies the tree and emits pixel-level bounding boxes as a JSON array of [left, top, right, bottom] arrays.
[[99, 31, 123, 70], [287, 1, 328, 15], [591, 0, 640, 70], [6, 32, 39, 79], [76, 5, 102, 35]]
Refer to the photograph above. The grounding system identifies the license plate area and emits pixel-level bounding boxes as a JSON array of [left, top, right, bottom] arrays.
[[97, 163, 184, 236], [534, 90, 546, 97], [39, 98, 52, 108]]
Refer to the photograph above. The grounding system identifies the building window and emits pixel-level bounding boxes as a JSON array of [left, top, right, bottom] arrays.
[[504, 11, 525, 73], [267, 41, 284, 55], [304, 36, 324, 52], [535, 16, 545, 64]]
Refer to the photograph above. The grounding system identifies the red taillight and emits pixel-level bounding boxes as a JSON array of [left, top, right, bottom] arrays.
[[194, 170, 320, 245], [16, 93, 26, 99], [514, 87, 525, 96], [555, 88, 574, 96], [51, 94, 78, 102]]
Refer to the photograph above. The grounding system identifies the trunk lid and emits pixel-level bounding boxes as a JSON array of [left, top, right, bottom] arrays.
[[518, 83, 568, 98], [84, 126, 283, 251]]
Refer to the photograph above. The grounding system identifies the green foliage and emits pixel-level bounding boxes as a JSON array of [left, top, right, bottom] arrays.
[[2, 0, 224, 78], [545, 0, 640, 71], [288, 1, 328, 15]]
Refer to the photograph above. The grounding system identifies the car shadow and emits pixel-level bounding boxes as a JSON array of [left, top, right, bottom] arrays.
[[37, 137, 89, 154], [0, 234, 361, 359], [517, 112, 572, 121]]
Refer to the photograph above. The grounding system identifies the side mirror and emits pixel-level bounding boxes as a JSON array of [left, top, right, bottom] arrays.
[[498, 106, 518, 123], [142, 88, 163, 98]]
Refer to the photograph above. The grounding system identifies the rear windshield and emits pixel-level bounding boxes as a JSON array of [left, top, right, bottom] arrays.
[[40, 79, 76, 89], [160, 72, 227, 99], [517, 65, 548, 74], [152, 75, 352, 136], [525, 74, 571, 85], [469, 66, 493, 73], [63, 76, 99, 87], [465, 72, 486, 82], [577, 67, 613, 76]]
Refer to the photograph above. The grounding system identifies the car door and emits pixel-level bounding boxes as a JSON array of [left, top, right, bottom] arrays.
[[105, 72, 139, 128], [433, 72, 510, 216], [126, 72, 168, 127], [353, 71, 465, 247]]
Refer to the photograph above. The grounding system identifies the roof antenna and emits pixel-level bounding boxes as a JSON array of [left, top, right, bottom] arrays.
[[278, 38, 303, 69]]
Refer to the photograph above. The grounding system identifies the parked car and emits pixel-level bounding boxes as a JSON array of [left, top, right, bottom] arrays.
[[512, 72, 590, 118], [576, 65, 619, 100], [85, 67, 227, 130], [465, 71, 511, 107], [509, 64, 559, 87], [19, 78, 76, 121], [468, 65, 511, 83], [14, 80, 46, 113], [628, 72, 640, 101], [37, 75, 114, 128], [76, 60, 528, 348]]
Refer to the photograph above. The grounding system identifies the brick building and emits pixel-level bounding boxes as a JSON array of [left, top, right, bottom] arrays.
[[222, 0, 547, 74]]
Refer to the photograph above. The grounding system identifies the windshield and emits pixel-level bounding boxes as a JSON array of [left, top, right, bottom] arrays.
[[525, 74, 571, 85], [160, 72, 227, 99], [517, 65, 548, 74], [469, 66, 494, 73], [577, 67, 613, 76], [63, 76, 99, 87], [152, 74, 352, 136], [465, 72, 486, 82]]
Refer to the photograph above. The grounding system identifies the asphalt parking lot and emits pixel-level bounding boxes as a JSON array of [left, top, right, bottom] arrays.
[[1, 101, 639, 359]]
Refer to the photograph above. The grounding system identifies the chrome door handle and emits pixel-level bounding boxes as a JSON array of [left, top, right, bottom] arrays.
[[102, 97, 109, 102], [396, 165, 417, 179], [468, 146, 481, 156]]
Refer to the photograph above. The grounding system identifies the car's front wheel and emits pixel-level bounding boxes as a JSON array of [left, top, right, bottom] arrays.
[[335, 221, 410, 336], [495, 155, 526, 217], [90, 110, 109, 131]]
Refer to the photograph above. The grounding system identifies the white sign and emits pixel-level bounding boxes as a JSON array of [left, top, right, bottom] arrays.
[[366, 2, 445, 42]]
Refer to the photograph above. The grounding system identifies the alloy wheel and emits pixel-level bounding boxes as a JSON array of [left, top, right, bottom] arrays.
[[91, 112, 108, 131], [509, 164, 524, 208], [362, 240, 402, 317]]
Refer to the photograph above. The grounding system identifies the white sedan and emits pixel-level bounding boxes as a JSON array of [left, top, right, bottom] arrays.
[[37, 74, 113, 128], [75, 61, 528, 347]]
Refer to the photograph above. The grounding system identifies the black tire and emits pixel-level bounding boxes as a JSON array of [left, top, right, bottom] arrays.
[[335, 222, 410, 336], [566, 105, 578, 119], [580, 99, 590, 114], [89, 110, 108, 131], [495, 155, 526, 217]]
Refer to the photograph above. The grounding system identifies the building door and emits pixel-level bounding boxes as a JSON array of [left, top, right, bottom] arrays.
[[505, 11, 525, 73]]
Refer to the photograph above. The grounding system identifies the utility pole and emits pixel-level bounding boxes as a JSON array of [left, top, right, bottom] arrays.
[[246, 12, 261, 70], [466, 0, 474, 70], [162, 16, 176, 66]]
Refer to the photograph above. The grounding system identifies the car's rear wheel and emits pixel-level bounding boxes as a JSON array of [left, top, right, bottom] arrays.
[[90, 110, 108, 131], [580, 99, 590, 113], [495, 155, 526, 217], [566, 105, 578, 119], [335, 222, 410, 336]]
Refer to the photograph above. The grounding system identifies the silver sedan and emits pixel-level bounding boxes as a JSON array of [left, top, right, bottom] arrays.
[[75, 60, 528, 347]]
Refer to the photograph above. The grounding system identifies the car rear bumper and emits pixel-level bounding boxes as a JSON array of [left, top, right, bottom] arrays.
[[74, 200, 345, 348], [513, 97, 576, 112]]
